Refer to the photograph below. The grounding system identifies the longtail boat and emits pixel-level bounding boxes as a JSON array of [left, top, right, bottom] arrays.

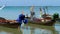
[[0, 23, 20, 28], [0, 17, 20, 28], [26, 6, 56, 26], [27, 17, 56, 26]]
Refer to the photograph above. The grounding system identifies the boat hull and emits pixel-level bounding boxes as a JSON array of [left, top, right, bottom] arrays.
[[28, 20, 56, 26], [0, 23, 21, 28]]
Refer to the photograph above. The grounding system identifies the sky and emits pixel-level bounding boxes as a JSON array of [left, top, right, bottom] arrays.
[[0, 0, 60, 6]]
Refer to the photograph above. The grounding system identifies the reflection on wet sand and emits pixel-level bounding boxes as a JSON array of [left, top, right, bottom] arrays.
[[0, 26, 22, 34], [55, 23, 60, 34], [20, 24, 57, 34], [0, 31, 12, 34], [0, 24, 60, 34]]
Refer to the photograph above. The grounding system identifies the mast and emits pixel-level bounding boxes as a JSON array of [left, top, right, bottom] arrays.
[[43, 7, 46, 14], [40, 8, 43, 18], [0, 5, 5, 10], [43, 6, 48, 14], [30, 6, 35, 20], [0, 0, 6, 10], [46, 6, 48, 14]]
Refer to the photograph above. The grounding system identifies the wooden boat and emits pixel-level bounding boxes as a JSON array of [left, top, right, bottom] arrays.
[[26, 15, 56, 26], [26, 6, 56, 26], [0, 17, 20, 28], [0, 23, 20, 28], [28, 19, 56, 26]]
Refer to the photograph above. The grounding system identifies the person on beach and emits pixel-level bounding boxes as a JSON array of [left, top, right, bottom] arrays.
[[13, 11, 28, 32], [16, 11, 28, 27], [7, 11, 28, 27]]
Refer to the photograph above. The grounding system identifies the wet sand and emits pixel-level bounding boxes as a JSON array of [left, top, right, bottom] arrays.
[[0, 22, 60, 34]]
